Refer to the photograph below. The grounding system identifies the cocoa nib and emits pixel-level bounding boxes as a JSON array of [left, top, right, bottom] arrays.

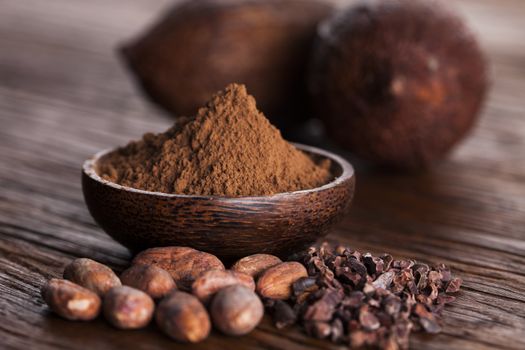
[[359, 305, 380, 331], [446, 277, 462, 293], [303, 288, 343, 322], [267, 242, 461, 349], [266, 300, 297, 330], [372, 271, 395, 290], [414, 304, 442, 334]]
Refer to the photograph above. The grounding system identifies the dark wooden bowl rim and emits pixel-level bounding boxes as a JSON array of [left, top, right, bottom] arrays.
[[83, 143, 354, 200]]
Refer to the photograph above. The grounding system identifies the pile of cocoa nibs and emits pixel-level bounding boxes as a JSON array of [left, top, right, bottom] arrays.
[[40, 242, 461, 349], [267, 242, 462, 349]]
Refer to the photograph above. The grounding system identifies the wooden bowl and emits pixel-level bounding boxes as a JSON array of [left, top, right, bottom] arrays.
[[82, 143, 355, 260]]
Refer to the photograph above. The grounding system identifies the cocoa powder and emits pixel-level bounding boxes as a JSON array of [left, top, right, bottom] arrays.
[[98, 83, 331, 196]]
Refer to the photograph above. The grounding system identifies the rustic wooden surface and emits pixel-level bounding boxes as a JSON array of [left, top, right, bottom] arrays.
[[1, 0, 524, 349]]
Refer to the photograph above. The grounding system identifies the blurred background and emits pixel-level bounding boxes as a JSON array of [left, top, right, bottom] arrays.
[[1, 0, 524, 165]]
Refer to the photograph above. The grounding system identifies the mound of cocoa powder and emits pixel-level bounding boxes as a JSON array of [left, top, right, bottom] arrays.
[[98, 84, 331, 196]]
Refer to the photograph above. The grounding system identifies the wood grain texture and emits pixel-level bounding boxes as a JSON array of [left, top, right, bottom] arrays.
[[0, 0, 524, 349]]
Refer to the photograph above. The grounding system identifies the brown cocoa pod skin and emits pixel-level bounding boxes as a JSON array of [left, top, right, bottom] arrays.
[[41, 278, 101, 321], [132, 246, 225, 290], [120, 264, 176, 299], [156, 291, 211, 343], [103, 286, 155, 329], [231, 254, 282, 278], [210, 285, 264, 336], [63, 258, 121, 296], [256, 262, 308, 300], [308, 0, 488, 168], [120, 0, 334, 129], [191, 269, 254, 303]]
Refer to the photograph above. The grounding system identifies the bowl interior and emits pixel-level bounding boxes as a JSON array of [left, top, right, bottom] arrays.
[[86, 143, 352, 199]]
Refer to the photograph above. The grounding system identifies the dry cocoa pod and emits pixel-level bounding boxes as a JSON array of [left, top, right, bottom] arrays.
[[231, 254, 282, 278], [156, 291, 211, 343], [120, 264, 176, 299], [41, 278, 101, 321], [308, 0, 488, 168], [257, 262, 308, 300], [63, 258, 121, 296], [120, 0, 334, 129], [210, 285, 264, 336], [132, 246, 224, 290], [103, 286, 155, 329], [191, 270, 254, 303]]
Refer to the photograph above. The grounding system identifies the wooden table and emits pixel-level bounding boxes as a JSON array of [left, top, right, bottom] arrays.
[[1, 0, 524, 349]]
